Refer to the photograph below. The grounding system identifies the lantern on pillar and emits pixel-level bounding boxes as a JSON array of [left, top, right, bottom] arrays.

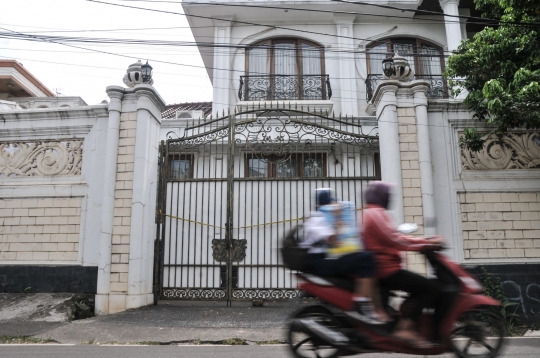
[[141, 61, 153, 83], [382, 57, 395, 78], [123, 60, 154, 88]]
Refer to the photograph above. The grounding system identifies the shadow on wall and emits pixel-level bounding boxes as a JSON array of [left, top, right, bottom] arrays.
[[465, 264, 540, 324]]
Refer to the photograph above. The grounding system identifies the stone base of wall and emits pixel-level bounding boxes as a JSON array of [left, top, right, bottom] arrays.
[[464, 263, 540, 324], [0, 266, 97, 293]]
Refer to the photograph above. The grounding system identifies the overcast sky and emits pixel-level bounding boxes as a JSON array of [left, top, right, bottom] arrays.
[[0, 0, 213, 105]]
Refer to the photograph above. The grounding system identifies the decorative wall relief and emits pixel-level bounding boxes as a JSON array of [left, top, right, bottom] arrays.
[[461, 132, 540, 170], [0, 140, 83, 177]]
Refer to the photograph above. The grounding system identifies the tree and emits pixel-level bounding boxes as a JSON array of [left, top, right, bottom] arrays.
[[445, 0, 540, 151]]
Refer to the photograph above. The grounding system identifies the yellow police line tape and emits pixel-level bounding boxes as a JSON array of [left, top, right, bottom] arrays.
[[158, 207, 362, 230]]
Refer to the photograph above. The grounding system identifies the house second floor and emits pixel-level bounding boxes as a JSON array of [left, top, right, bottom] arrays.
[[182, 0, 482, 117]]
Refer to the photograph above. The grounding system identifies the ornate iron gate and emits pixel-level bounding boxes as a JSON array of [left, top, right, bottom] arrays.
[[155, 106, 379, 301]]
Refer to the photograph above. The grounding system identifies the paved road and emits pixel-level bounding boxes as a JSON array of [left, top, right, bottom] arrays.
[[1, 338, 539, 358]]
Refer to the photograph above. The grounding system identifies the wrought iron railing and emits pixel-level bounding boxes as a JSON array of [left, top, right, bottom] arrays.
[[238, 74, 332, 101], [365, 74, 448, 102]]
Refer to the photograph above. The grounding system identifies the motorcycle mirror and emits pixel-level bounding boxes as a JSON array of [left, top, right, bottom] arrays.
[[397, 223, 418, 234]]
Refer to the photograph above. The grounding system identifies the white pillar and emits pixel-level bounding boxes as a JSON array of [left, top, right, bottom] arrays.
[[374, 83, 404, 223], [95, 87, 123, 315], [439, 0, 462, 53], [334, 15, 358, 117], [412, 84, 436, 236], [126, 85, 164, 310], [212, 18, 232, 116], [439, 0, 467, 99]]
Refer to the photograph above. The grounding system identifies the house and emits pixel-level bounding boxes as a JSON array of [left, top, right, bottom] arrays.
[[1, 0, 539, 320]]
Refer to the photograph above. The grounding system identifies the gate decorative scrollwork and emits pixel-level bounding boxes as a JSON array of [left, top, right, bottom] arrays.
[[156, 107, 379, 302]]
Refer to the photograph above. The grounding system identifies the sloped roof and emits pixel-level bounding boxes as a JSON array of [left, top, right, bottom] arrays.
[[161, 101, 212, 119]]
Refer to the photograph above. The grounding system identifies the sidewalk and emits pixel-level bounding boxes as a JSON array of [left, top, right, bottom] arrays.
[[0, 294, 315, 344]]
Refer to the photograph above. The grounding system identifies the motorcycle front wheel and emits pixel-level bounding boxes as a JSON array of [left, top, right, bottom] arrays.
[[288, 305, 345, 358], [450, 308, 505, 358]]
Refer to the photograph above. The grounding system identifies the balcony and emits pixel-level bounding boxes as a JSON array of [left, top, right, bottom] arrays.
[[365, 74, 448, 102], [238, 75, 332, 101]]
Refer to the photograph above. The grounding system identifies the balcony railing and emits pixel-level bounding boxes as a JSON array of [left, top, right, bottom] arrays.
[[365, 74, 448, 102], [238, 75, 332, 101]]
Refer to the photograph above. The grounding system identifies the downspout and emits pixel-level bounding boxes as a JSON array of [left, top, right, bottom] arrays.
[[95, 86, 124, 315]]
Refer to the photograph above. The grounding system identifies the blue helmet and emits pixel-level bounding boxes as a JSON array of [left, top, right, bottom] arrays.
[[315, 188, 336, 209]]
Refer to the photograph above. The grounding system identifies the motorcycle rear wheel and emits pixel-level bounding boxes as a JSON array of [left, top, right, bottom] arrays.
[[450, 309, 505, 358], [288, 305, 345, 358]]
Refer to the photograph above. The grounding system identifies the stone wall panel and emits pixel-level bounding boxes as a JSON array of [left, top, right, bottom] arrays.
[[460, 192, 540, 259]]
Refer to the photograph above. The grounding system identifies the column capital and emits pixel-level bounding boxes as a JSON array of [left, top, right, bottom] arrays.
[[439, 0, 460, 10], [333, 14, 356, 25], [411, 83, 430, 96], [212, 16, 234, 28], [366, 81, 399, 116], [373, 81, 399, 101], [411, 85, 429, 107], [106, 86, 124, 112]]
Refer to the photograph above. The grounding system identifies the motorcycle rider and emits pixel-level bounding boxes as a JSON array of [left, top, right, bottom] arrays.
[[362, 181, 444, 347], [301, 188, 388, 324]]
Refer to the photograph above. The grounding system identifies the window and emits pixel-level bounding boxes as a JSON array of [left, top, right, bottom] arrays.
[[245, 153, 326, 178], [169, 155, 193, 179], [242, 38, 329, 100], [367, 38, 444, 77], [365, 38, 447, 100], [246, 38, 325, 77]]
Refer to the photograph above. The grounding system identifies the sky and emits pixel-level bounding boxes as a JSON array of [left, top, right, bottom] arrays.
[[0, 0, 213, 105]]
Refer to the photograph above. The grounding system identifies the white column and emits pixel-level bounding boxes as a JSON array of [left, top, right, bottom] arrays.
[[95, 87, 123, 315], [439, 0, 462, 53], [412, 84, 436, 235], [334, 15, 358, 117], [212, 18, 232, 116], [127, 85, 165, 310], [375, 83, 404, 223], [440, 0, 467, 99]]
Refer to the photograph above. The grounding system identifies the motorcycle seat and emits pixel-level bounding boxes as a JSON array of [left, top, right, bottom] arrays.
[[300, 273, 355, 292]]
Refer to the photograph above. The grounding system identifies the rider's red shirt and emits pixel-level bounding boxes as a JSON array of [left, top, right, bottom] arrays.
[[361, 205, 432, 278]]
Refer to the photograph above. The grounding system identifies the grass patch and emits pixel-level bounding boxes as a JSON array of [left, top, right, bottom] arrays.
[[0, 335, 56, 344], [137, 341, 161, 345], [257, 339, 284, 345], [82, 338, 97, 345], [221, 338, 247, 345]]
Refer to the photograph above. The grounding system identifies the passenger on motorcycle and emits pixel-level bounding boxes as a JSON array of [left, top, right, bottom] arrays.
[[362, 181, 444, 347], [301, 188, 389, 325]]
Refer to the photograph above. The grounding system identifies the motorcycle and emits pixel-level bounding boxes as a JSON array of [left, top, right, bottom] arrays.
[[287, 241, 505, 358]]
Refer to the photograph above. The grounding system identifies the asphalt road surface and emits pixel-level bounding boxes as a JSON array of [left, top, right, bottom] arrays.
[[0, 338, 539, 358]]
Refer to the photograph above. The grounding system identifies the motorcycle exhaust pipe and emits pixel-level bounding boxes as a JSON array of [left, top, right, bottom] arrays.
[[290, 319, 350, 347]]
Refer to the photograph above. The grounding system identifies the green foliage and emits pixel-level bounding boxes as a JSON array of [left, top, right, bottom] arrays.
[[221, 338, 247, 345], [479, 267, 519, 335], [445, 0, 540, 149], [24, 287, 31, 293], [459, 128, 485, 152], [0, 335, 56, 344]]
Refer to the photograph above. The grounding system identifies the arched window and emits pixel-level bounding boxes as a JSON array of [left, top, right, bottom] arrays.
[[367, 38, 444, 76], [366, 38, 446, 100], [240, 38, 330, 101], [247, 38, 325, 77]]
